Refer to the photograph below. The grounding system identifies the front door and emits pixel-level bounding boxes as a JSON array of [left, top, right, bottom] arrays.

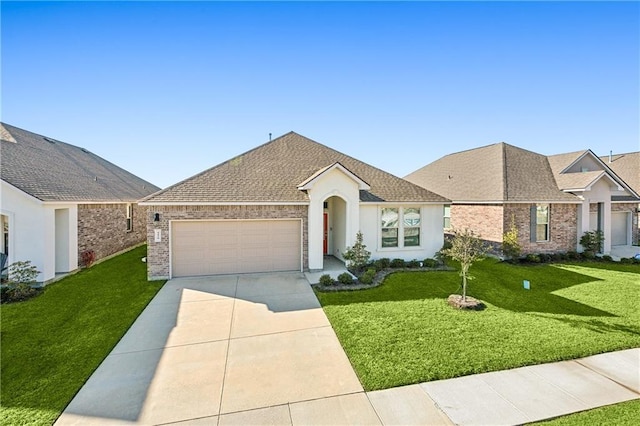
[[323, 213, 328, 254]]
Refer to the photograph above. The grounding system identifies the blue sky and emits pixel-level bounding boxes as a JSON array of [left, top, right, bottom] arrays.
[[2, 1, 638, 189]]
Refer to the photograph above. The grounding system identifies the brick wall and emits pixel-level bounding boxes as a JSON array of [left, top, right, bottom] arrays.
[[77, 203, 147, 265], [450, 204, 504, 243], [504, 203, 578, 254], [146, 204, 309, 280]]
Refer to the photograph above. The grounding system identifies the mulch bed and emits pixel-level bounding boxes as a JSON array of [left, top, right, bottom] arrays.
[[313, 266, 454, 292]]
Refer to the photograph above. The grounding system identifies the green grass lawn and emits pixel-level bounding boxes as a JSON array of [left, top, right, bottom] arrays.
[[531, 399, 640, 425], [0, 246, 164, 426], [316, 259, 640, 391]]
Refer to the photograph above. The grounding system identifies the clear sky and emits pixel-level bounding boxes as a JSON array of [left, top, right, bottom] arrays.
[[2, 1, 638, 189]]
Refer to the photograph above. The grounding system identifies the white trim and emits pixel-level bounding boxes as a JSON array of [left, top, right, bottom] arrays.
[[140, 201, 309, 206], [298, 162, 371, 191]]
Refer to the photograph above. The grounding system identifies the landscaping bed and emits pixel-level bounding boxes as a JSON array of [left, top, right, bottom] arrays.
[[0, 245, 164, 426], [315, 259, 640, 391]]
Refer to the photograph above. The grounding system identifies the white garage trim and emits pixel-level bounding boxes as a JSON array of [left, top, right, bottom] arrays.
[[169, 219, 303, 278]]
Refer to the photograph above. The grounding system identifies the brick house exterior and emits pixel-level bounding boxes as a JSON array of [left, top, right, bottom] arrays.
[[408, 143, 639, 256], [146, 205, 309, 280], [142, 132, 448, 280], [78, 203, 149, 262], [1, 123, 160, 283]]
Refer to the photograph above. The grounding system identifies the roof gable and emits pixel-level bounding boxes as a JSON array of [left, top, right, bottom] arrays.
[[405, 142, 576, 202], [298, 162, 371, 191], [0, 123, 161, 202], [143, 132, 448, 204]]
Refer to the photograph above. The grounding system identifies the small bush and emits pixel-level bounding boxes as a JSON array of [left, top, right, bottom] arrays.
[[601, 255, 613, 262], [373, 258, 390, 271], [525, 254, 541, 263], [318, 274, 334, 286], [582, 251, 596, 260], [436, 240, 453, 265], [0, 286, 9, 303], [359, 268, 376, 285], [406, 259, 420, 268], [580, 230, 604, 255], [502, 216, 521, 260], [620, 257, 633, 264], [390, 258, 405, 268], [551, 252, 566, 262], [81, 249, 97, 268], [538, 253, 552, 263], [566, 251, 581, 260], [337, 272, 354, 285], [422, 258, 438, 268]]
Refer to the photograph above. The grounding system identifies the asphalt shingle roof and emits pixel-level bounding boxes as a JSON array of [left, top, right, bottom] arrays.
[[143, 132, 448, 204], [600, 152, 639, 194], [405, 142, 577, 202], [1, 123, 161, 202]]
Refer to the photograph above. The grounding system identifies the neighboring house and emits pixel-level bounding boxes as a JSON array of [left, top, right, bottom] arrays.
[[0, 123, 161, 283], [140, 132, 448, 280], [600, 152, 640, 245], [405, 142, 639, 255]]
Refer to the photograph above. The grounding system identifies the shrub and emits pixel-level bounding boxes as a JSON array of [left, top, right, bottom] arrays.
[[343, 231, 371, 271], [0, 286, 9, 303], [337, 272, 354, 285], [406, 259, 420, 268], [318, 274, 334, 286], [538, 253, 552, 263], [580, 230, 604, 255], [5, 260, 41, 302], [620, 257, 633, 264], [601, 255, 613, 262], [390, 258, 405, 268], [525, 254, 541, 263], [373, 258, 390, 271], [359, 268, 376, 285], [566, 251, 581, 260], [551, 252, 566, 262], [582, 251, 596, 260], [502, 215, 521, 260], [81, 249, 97, 268], [422, 258, 438, 268]]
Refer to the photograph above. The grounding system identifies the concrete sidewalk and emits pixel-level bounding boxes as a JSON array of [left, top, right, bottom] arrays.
[[55, 271, 639, 425]]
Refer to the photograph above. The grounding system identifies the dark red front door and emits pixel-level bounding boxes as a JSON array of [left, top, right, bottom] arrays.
[[323, 213, 328, 254]]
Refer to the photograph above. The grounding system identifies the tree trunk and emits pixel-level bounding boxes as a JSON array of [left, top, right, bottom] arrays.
[[462, 272, 467, 302]]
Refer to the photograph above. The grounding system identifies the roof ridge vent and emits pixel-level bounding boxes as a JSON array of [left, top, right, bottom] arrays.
[[43, 137, 58, 144], [81, 148, 89, 153]]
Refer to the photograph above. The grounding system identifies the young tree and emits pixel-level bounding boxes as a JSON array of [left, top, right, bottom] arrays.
[[343, 231, 371, 271], [442, 228, 487, 302]]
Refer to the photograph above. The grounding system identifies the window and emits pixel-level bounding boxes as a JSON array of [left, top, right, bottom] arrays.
[[443, 205, 451, 229], [531, 204, 549, 242], [381, 208, 399, 247], [126, 204, 133, 232], [404, 208, 421, 246], [381, 207, 421, 248]]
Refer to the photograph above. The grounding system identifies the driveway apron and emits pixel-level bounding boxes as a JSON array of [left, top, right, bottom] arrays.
[[55, 273, 365, 425]]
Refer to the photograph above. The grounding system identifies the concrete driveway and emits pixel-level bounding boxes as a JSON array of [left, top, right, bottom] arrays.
[[56, 273, 368, 425]]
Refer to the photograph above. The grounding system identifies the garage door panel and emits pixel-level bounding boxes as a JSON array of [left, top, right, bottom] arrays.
[[172, 220, 301, 277]]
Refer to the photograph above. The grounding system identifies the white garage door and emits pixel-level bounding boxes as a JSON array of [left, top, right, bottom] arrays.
[[171, 220, 301, 277], [611, 212, 629, 246]]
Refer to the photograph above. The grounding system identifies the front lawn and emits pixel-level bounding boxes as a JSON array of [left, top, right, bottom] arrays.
[[531, 399, 640, 425], [316, 259, 640, 391], [0, 246, 164, 426]]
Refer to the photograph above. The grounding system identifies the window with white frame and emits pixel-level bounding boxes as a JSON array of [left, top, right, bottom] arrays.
[[532, 204, 549, 242], [381, 207, 399, 247], [381, 207, 421, 248], [443, 205, 451, 229], [126, 203, 133, 232]]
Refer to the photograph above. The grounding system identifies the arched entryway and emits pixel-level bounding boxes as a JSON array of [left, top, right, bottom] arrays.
[[322, 195, 348, 268]]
